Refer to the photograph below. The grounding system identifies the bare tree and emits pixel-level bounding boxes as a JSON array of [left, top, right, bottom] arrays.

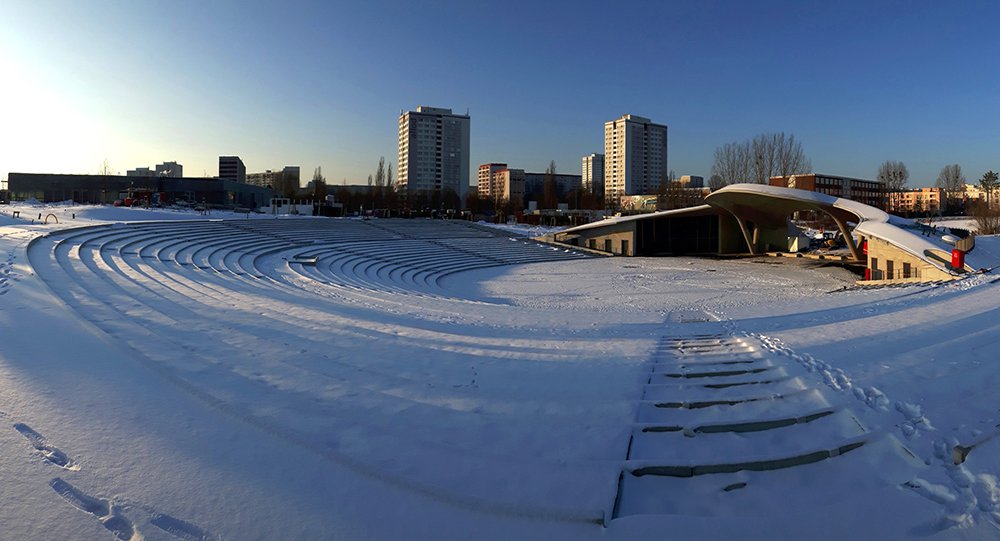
[[543, 160, 558, 209], [979, 170, 998, 207], [708, 174, 726, 191], [773, 133, 811, 178], [710, 133, 809, 186], [750, 135, 777, 184], [312, 167, 327, 200], [972, 200, 1000, 235], [751, 133, 811, 183], [372, 157, 387, 208], [877, 160, 909, 211], [98, 159, 114, 176], [374, 157, 386, 188], [710, 141, 752, 187], [936, 164, 966, 212]]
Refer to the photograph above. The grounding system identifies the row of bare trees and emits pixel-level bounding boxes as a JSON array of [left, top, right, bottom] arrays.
[[709, 132, 811, 189]]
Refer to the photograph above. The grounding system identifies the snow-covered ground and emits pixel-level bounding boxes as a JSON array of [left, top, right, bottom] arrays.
[[922, 217, 978, 232], [2, 202, 1000, 540]]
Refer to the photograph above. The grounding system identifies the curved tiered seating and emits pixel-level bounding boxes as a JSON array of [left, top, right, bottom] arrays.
[[27, 218, 628, 520]]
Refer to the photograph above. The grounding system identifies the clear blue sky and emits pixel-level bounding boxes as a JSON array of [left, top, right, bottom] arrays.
[[2, 0, 998, 187]]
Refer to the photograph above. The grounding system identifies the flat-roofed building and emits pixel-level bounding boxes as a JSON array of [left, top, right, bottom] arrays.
[[494, 168, 525, 209], [397, 106, 471, 201], [128, 161, 183, 178], [769, 173, 884, 209], [889, 187, 944, 215], [582, 153, 605, 198], [477, 163, 507, 198], [604, 114, 668, 208], [7, 172, 272, 208], [219, 156, 246, 184], [246, 170, 278, 188], [524, 172, 583, 206], [155, 161, 183, 177], [677, 175, 704, 188]]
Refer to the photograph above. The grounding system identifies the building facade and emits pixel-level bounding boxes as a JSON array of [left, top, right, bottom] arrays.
[[677, 175, 704, 188], [582, 153, 605, 198], [888, 187, 944, 215], [247, 166, 300, 192], [155, 161, 183, 177], [961, 183, 990, 208], [479, 164, 575, 209], [397, 106, 471, 201], [604, 114, 668, 208], [477, 163, 507, 199], [769, 173, 884, 209], [7, 173, 273, 209], [246, 170, 278, 188], [523, 172, 583, 205], [493, 168, 525, 209], [127, 161, 183, 178], [219, 156, 246, 184]]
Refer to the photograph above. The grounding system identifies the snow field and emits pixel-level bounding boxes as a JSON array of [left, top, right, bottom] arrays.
[[24, 218, 642, 526], [3, 204, 1000, 539]]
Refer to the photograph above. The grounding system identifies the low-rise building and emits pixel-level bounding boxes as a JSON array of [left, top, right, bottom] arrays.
[[524, 172, 583, 202], [769, 173, 884, 208], [155, 161, 183, 177], [888, 187, 944, 215], [127, 161, 183, 178], [677, 175, 704, 188], [7, 172, 273, 208]]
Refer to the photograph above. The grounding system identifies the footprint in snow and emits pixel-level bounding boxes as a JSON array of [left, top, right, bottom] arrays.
[[150, 513, 218, 541], [13, 423, 78, 470], [49, 478, 138, 541]]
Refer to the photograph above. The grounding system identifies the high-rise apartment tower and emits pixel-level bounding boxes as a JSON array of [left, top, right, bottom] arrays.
[[604, 114, 668, 208], [582, 153, 605, 198], [397, 106, 471, 201]]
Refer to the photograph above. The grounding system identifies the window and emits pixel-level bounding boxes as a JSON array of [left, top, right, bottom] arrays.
[[886, 260, 894, 279]]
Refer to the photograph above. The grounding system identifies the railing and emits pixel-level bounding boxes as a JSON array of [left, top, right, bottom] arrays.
[[870, 267, 919, 281]]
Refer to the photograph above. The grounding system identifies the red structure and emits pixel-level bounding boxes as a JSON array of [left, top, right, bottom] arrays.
[[952, 249, 965, 270]]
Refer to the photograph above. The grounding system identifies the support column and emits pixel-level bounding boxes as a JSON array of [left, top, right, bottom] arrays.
[[828, 212, 862, 261], [727, 210, 756, 255]]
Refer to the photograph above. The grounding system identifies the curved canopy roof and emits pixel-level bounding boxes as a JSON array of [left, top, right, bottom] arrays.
[[561, 184, 990, 275], [708, 184, 971, 274], [706, 184, 888, 225]]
